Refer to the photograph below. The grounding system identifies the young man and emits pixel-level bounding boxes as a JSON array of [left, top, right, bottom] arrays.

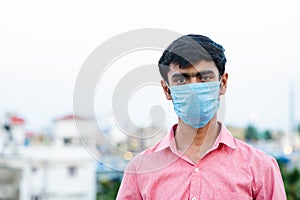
[[117, 34, 286, 199]]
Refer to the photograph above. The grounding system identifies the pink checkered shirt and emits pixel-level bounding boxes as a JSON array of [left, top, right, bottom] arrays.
[[117, 124, 286, 200]]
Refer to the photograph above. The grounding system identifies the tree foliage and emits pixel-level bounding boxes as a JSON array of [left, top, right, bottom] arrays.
[[97, 178, 121, 200], [277, 159, 300, 200], [245, 124, 259, 142], [263, 129, 273, 140]]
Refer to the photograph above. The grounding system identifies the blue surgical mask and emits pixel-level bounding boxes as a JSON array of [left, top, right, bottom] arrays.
[[168, 81, 220, 128]]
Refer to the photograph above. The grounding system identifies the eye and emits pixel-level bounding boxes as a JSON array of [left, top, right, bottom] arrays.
[[199, 71, 217, 82], [173, 76, 187, 84], [201, 74, 213, 81]]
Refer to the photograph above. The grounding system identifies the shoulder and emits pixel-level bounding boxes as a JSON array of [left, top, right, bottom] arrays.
[[124, 129, 177, 174], [233, 137, 277, 168], [220, 125, 275, 164], [123, 144, 168, 174]]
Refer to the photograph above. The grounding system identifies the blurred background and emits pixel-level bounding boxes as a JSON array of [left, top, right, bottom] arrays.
[[1, 0, 300, 199]]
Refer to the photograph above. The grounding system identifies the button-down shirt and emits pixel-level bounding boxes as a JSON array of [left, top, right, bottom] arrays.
[[117, 124, 286, 200]]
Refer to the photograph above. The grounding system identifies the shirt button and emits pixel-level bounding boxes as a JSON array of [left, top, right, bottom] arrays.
[[194, 167, 199, 173], [191, 197, 197, 200]]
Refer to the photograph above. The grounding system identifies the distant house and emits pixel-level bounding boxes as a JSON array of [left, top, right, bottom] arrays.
[[0, 114, 97, 200], [53, 115, 104, 153], [0, 114, 26, 154], [10, 115, 26, 147], [21, 145, 96, 200]]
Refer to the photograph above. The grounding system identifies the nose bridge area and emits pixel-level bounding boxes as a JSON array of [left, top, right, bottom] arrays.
[[190, 76, 199, 83], [187, 64, 202, 83]]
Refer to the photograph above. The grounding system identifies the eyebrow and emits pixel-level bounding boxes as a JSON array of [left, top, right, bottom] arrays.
[[171, 70, 215, 79]]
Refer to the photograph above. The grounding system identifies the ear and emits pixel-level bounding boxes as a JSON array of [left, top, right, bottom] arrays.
[[220, 72, 228, 95], [161, 80, 172, 100]]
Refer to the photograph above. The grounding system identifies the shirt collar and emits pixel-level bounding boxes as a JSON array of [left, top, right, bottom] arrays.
[[154, 123, 237, 153], [213, 124, 237, 150], [153, 124, 177, 152]]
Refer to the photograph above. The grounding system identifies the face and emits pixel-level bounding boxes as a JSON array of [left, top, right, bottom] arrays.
[[161, 60, 228, 100]]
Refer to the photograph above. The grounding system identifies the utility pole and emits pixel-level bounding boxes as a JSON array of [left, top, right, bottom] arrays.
[[289, 81, 295, 132]]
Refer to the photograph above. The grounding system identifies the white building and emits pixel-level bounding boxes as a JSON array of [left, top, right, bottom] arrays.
[[0, 114, 97, 200], [0, 115, 26, 155], [52, 115, 103, 155], [21, 146, 96, 200]]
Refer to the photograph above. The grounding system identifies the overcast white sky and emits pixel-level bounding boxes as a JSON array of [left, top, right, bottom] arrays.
[[0, 0, 299, 132]]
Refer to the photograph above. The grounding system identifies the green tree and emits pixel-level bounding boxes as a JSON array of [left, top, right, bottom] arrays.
[[277, 159, 300, 200], [245, 124, 258, 142], [263, 129, 273, 140], [97, 178, 121, 200]]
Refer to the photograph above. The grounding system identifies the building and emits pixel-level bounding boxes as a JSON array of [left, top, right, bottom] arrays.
[[0, 114, 97, 200]]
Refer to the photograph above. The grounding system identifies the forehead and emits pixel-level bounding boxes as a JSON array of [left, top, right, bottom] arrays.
[[168, 60, 218, 76]]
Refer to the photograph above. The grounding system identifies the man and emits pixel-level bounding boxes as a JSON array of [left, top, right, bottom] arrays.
[[117, 34, 286, 199]]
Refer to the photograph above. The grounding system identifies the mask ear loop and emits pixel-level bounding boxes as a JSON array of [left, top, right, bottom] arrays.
[[164, 81, 171, 94], [218, 74, 223, 88]]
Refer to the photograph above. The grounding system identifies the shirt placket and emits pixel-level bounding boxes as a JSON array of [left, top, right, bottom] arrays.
[[189, 163, 201, 200]]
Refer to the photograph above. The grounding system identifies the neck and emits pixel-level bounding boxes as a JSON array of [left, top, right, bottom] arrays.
[[175, 117, 220, 163]]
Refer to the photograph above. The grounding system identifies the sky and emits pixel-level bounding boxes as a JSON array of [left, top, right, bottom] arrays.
[[0, 0, 300, 133]]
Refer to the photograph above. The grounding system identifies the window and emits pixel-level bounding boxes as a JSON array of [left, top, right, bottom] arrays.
[[67, 166, 78, 177]]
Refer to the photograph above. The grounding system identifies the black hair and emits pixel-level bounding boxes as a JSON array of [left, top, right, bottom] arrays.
[[158, 34, 226, 83]]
